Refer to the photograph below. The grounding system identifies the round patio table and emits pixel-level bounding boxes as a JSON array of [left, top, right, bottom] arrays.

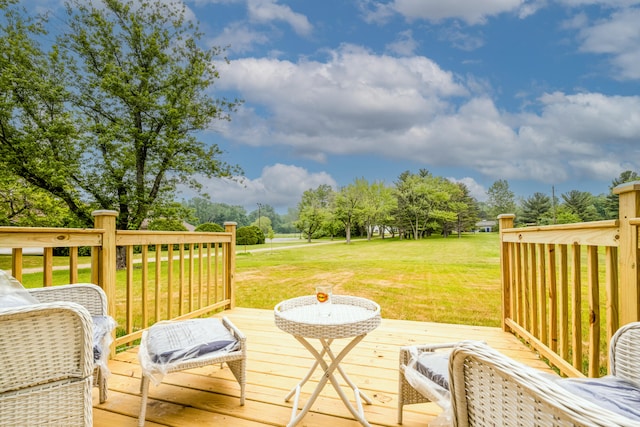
[[274, 295, 381, 427]]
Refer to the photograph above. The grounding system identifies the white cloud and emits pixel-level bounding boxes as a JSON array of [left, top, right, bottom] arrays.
[[556, 0, 640, 6], [215, 45, 640, 190], [247, 0, 313, 36], [209, 21, 271, 53], [366, 0, 528, 25], [574, 7, 640, 79], [180, 164, 337, 212], [385, 30, 419, 56], [438, 26, 486, 51]]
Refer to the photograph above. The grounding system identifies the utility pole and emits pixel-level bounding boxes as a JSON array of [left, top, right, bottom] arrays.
[[257, 203, 263, 230], [552, 186, 557, 224]]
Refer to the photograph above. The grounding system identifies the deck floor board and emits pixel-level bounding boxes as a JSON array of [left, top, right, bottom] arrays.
[[94, 307, 552, 427]]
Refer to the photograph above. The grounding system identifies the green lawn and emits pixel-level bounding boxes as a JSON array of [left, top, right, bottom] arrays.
[[235, 232, 502, 327]]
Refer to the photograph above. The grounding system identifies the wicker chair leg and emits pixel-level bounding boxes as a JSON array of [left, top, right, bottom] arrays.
[[97, 368, 108, 403], [398, 384, 404, 424], [138, 375, 150, 427], [228, 359, 246, 405]]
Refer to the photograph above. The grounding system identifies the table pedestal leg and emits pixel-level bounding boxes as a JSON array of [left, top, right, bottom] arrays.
[[285, 335, 373, 427]]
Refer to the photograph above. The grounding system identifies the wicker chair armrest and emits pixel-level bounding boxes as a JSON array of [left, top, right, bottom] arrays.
[[28, 283, 107, 317], [399, 342, 461, 369], [0, 302, 94, 394], [610, 321, 640, 386], [450, 341, 640, 427], [222, 316, 247, 347]]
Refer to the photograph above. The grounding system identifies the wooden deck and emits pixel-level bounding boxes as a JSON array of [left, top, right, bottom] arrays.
[[93, 307, 554, 427]]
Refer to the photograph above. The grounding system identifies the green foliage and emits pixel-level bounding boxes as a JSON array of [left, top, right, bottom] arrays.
[[520, 192, 552, 225], [554, 205, 582, 224], [487, 179, 516, 219], [561, 190, 598, 222], [195, 222, 224, 232], [294, 184, 334, 242], [0, 0, 241, 231], [392, 170, 472, 239], [247, 225, 266, 244], [333, 178, 366, 243], [449, 182, 480, 236], [605, 170, 640, 219], [251, 216, 272, 236], [236, 226, 259, 245], [147, 218, 188, 231], [186, 198, 249, 227], [249, 203, 285, 232], [0, 174, 81, 227]]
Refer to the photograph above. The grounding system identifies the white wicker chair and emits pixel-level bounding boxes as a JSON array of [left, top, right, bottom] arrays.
[[610, 321, 640, 386], [137, 316, 247, 427], [27, 283, 116, 404], [449, 340, 640, 427], [399, 323, 640, 426], [0, 301, 94, 426], [398, 342, 460, 424]]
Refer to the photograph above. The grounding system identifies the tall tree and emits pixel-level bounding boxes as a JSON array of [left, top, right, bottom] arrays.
[[361, 181, 396, 240], [0, 0, 241, 233], [520, 192, 552, 225], [486, 179, 516, 220], [444, 182, 479, 237], [561, 190, 598, 222], [185, 199, 248, 226], [333, 178, 366, 244], [605, 171, 639, 219], [393, 170, 454, 239], [294, 185, 334, 242]]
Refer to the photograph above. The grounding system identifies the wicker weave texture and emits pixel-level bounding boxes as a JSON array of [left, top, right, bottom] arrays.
[[274, 295, 381, 339], [29, 284, 107, 316], [0, 302, 93, 426], [397, 343, 458, 424], [449, 341, 640, 427], [610, 321, 640, 386], [27, 283, 113, 404]]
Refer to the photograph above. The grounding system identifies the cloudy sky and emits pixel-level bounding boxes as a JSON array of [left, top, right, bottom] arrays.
[[42, 0, 640, 213]]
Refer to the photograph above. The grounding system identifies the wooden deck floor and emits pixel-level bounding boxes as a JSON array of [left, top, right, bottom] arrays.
[[93, 307, 553, 427]]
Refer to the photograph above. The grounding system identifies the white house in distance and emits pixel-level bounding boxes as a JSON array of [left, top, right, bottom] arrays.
[[475, 220, 497, 232]]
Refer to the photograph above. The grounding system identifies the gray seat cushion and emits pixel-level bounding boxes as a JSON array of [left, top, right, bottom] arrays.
[[558, 376, 640, 421], [145, 318, 238, 364], [414, 350, 451, 390]]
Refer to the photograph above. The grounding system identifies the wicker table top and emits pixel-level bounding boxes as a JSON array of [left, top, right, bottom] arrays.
[[274, 295, 381, 339]]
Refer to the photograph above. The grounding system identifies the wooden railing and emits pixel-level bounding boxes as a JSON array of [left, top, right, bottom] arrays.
[[0, 210, 237, 349], [499, 181, 640, 378]]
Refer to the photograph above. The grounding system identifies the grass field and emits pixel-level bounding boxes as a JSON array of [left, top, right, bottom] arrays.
[[235, 232, 502, 327]]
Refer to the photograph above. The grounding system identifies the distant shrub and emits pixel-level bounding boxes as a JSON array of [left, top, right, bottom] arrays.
[[195, 222, 224, 232], [247, 225, 265, 244], [236, 226, 259, 245], [147, 218, 188, 231], [53, 246, 92, 257]]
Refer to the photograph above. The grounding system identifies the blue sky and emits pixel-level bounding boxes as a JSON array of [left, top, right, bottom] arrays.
[[39, 0, 640, 213]]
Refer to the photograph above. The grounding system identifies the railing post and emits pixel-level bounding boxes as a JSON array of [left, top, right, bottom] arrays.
[[613, 182, 640, 326], [92, 210, 118, 319], [224, 222, 237, 309], [498, 214, 515, 331]]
